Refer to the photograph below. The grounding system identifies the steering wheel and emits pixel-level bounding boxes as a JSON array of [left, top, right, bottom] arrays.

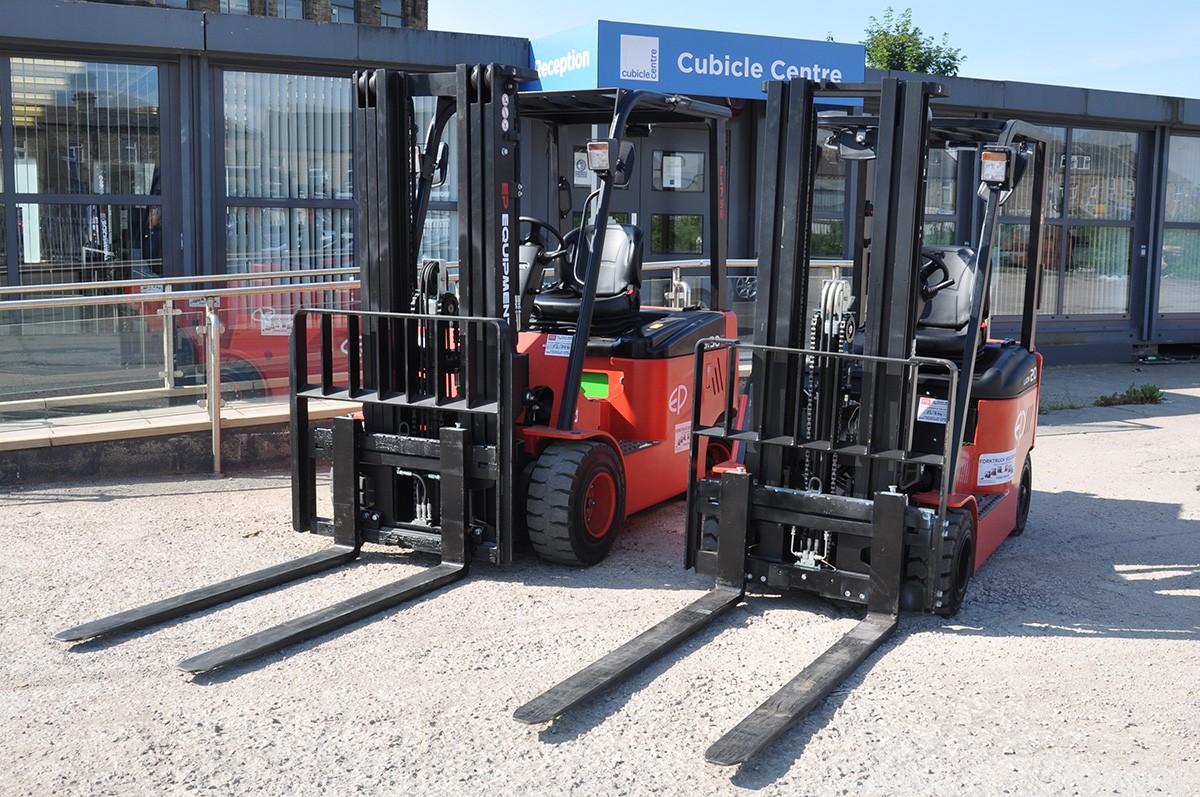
[[918, 253, 956, 301], [519, 216, 566, 253]]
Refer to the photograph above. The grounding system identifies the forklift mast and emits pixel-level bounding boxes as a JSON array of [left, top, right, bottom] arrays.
[[291, 66, 534, 567]]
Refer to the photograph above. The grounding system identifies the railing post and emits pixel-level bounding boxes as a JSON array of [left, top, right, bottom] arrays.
[[204, 296, 223, 476], [158, 285, 180, 390]]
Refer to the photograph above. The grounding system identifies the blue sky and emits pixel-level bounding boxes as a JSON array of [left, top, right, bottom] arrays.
[[428, 1, 1200, 100]]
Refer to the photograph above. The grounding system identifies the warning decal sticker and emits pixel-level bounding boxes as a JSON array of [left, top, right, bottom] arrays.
[[545, 334, 572, 357], [917, 397, 949, 425], [978, 449, 1017, 486], [675, 421, 691, 454]]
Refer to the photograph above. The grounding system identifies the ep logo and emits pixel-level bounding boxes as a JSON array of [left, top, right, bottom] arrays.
[[668, 384, 689, 414]]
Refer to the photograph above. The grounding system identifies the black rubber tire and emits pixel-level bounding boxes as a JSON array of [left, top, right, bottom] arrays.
[[527, 441, 625, 566], [218, 361, 269, 401], [934, 509, 976, 617], [1010, 454, 1032, 537]]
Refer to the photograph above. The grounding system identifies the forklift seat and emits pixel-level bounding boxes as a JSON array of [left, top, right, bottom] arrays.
[[531, 223, 643, 335], [914, 245, 987, 359]]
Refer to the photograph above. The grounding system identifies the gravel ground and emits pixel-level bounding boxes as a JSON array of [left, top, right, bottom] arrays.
[[2, 362, 1199, 796]]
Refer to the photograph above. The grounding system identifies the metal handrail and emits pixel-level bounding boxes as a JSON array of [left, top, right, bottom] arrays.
[[0, 274, 359, 311], [0, 266, 358, 297], [0, 267, 362, 475]]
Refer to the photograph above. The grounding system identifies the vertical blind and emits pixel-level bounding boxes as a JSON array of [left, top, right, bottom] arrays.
[[1161, 135, 1200, 314], [223, 71, 353, 274]]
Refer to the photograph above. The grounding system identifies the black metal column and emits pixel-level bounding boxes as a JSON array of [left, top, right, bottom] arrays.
[[857, 79, 940, 496], [749, 78, 817, 486]]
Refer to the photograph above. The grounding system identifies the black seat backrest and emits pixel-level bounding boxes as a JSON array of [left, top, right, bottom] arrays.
[[915, 245, 986, 359], [559, 223, 643, 297], [529, 223, 644, 336], [917, 245, 977, 331]]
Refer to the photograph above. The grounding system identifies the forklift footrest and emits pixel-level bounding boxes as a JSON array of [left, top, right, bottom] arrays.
[[176, 561, 467, 674], [705, 611, 897, 766], [53, 545, 359, 643], [514, 587, 742, 725]]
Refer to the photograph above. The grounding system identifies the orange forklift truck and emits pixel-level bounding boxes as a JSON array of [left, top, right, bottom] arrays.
[[55, 64, 737, 673]]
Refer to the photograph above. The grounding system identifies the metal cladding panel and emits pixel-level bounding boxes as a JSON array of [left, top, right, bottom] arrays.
[[0, 0, 204, 51], [205, 13, 358, 61]]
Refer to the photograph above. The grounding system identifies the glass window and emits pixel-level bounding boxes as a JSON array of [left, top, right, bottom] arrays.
[[994, 126, 1135, 317], [1058, 129, 1136, 314], [813, 135, 846, 216], [222, 71, 354, 274], [1066, 130, 1137, 221], [9, 59, 162, 294], [11, 59, 160, 196], [651, 213, 703, 254], [222, 0, 250, 14], [925, 148, 957, 216], [1, 206, 7, 288], [812, 220, 844, 257], [16, 201, 163, 281], [1165, 136, 1200, 224], [570, 211, 631, 229], [1160, 229, 1200, 313], [1161, 135, 1200, 314], [990, 128, 1062, 316], [226, 206, 352, 272], [571, 147, 591, 188], [923, 221, 955, 247], [652, 150, 704, 192], [272, 0, 304, 19], [331, 0, 355, 23], [413, 98, 459, 262], [1061, 226, 1130, 313], [420, 210, 458, 263], [381, 0, 404, 27], [812, 129, 847, 258], [223, 72, 352, 201], [1003, 127, 1066, 218]]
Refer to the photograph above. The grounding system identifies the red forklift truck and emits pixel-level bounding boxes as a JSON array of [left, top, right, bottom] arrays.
[[515, 76, 1050, 766], [54, 64, 737, 673]]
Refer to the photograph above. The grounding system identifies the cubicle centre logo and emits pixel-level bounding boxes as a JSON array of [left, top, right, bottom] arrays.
[[620, 34, 659, 82]]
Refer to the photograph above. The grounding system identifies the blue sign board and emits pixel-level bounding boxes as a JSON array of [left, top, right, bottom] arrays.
[[529, 20, 864, 98]]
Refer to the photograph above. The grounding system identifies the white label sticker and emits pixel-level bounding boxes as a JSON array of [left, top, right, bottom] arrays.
[[545, 334, 572, 357], [917, 396, 949, 425], [978, 449, 1017, 486], [674, 420, 691, 454], [257, 308, 293, 337]]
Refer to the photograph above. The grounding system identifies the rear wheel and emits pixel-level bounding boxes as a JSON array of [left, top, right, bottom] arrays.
[[527, 441, 625, 566], [702, 437, 733, 476], [1010, 455, 1032, 536]]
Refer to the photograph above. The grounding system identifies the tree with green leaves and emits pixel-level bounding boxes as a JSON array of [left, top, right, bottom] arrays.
[[863, 7, 965, 76]]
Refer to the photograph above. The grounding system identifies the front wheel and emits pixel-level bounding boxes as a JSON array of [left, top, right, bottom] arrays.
[[935, 509, 976, 617], [527, 441, 625, 566]]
